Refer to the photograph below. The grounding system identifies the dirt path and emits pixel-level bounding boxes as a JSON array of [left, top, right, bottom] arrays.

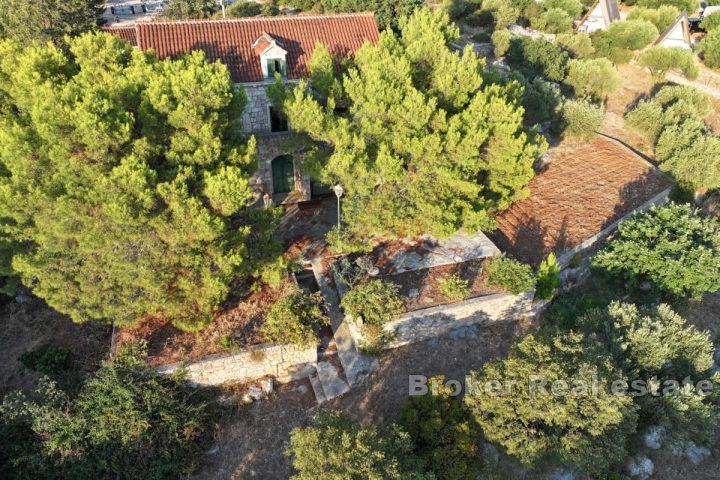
[[192, 318, 533, 480]]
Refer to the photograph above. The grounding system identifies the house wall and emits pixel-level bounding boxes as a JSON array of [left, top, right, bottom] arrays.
[[579, 4, 608, 33], [240, 81, 311, 200], [156, 343, 318, 386], [658, 23, 690, 49]]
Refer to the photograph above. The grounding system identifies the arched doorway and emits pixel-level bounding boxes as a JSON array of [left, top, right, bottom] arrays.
[[271, 155, 294, 194]]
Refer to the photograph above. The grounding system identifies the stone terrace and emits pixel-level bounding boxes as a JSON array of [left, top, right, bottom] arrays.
[[489, 136, 674, 266]]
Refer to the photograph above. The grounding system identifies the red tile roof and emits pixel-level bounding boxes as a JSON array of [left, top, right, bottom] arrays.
[[104, 26, 137, 46], [106, 13, 379, 83]]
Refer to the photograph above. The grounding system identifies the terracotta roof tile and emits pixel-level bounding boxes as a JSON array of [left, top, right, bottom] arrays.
[[107, 13, 379, 83], [103, 26, 138, 46]]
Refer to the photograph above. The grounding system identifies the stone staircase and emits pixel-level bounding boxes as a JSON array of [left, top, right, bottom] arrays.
[[309, 361, 350, 404], [309, 258, 378, 404]]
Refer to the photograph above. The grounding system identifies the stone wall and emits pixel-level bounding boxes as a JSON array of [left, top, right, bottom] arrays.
[[156, 343, 317, 386], [347, 291, 535, 349], [240, 81, 310, 201]]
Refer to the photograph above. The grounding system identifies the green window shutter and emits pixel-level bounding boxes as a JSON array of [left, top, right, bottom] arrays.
[[266, 59, 274, 78], [280, 59, 286, 77]]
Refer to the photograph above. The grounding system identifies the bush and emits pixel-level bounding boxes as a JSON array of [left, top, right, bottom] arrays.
[[543, 0, 583, 18], [18, 346, 70, 375], [223, 1, 279, 16], [262, 290, 330, 347], [627, 5, 680, 31], [577, 302, 718, 446], [438, 274, 470, 301], [607, 19, 659, 50], [491, 28, 511, 57], [636, 0, 697, 14], [286, 411, 430, 479], [555, 32, 595, 58], [485, 257, 535, 294], [480, 0, 520, 29], [638, 46, 699, 80], [531, 8, 574, 34], [465, 332, 639, 476], [218, 335, 241, 352], [1, 342, 216, 479], [698, 29, 720, 69], [656, 121, 720, 190], [399, 376, 480, 480], [625, 85, 711, 143], [341, 279, 405, 325], [564, 58, 622, 101], [519, 76, 564, 125], [326, 226, 373, 255], [535, 253, 560, 300], [590, 31, 634, 64], [700, 12, 720, 32], [561, 99, 604, 139], [592, 203, 720, 299], [505, 36, 569, 81]]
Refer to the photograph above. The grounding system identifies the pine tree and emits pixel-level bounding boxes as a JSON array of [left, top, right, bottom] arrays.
[[281, 8, 545, 239], [0, 33, 281, 330]]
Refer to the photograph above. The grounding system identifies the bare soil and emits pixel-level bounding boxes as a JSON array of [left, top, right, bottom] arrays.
[[380, 258, 503, 311], [192, 318, 535, 480], [114, 279, 294, 368], [0, 297, 111, 396]]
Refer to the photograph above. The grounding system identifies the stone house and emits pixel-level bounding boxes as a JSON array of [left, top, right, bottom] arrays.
[[106, 13, 380, 203]]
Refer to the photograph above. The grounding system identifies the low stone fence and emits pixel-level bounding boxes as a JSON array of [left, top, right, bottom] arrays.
[[156, 343, 317, 386], [347, 291, 535, 349]]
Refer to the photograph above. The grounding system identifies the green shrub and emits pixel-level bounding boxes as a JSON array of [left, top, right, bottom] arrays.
[[465, 332, 639, 476], [636, 0, 697, 14], [222, 1, 279, 17], [325, 226, 373, 255], [531, 8, 574, 34], [438, 274, 470, 301], [218, 335, 241, 352], [519, 76, 564, 125], [564, 58, 622, 101], [472, 31, 491, 42], [480, 0, 521, 29], [561, 99, 604, 139], [606, 19, 659, 50], [286, 411, 430, 479], [262, 290, 330, 347], [1, 342, 216, 479], [399, 376, 480, 480], [555, 32, 595, 58], [656, 121, 720, 190], [341, 279, 405, 325], [505, 36, 569, 81], [627, 5, 680, 31], [592, 203, 720, 299], [577, 302, 718, 447], [543, 0, 583, 17], [700, 12, 720, 32], [485, 257, 535, 294], [698, 29, 720, 69], [535, 253, 561, 300], [638, 46, 699, 80], [491, 28, 511, 57], [18, 346, 70, 375]]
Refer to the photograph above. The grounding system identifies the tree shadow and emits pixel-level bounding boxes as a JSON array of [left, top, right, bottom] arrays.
[[489, 216, 570, 268]]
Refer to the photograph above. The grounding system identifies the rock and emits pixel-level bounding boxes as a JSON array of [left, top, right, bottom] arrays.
[[206, 444, 220, 455], [551, 468, 575, 480], [644, 425, 666, 450], [626, 456, 654, 480], [422, 296, 435, 304], [673, 441, 712, 465], [247, 384, 264, 401], [449, 328, 467, 340], [408, 288, 420, 298], [259, 377, 274, 395], [639, 280, 653, 292], [291, 384, 308, 394], [241, 393, 253, 404], [216, 393, 236, 407]]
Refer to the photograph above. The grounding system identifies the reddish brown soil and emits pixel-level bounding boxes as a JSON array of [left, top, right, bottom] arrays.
[[114, 280, 294, 367], [490, 136, 673, 266], [379, 258, 503, 311]]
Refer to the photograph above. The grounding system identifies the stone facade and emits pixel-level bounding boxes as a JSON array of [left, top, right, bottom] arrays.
[[156, 343, 317, 386], [240, 80, 311, 202], [347, 291, 536, 349]]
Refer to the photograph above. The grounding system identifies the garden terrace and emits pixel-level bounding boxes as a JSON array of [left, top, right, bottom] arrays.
[[489, 136, 674, 267]]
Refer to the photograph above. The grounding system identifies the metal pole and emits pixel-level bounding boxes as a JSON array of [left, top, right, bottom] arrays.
[[337, 196, 341, 231], [220, 0, 226, 18]]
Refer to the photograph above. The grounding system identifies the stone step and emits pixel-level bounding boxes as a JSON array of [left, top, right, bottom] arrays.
[[309, 370, 327, 404], [316, 361, 350, 400]]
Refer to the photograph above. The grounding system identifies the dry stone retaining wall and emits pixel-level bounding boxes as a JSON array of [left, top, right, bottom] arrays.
[[156, 343, 317, 386]]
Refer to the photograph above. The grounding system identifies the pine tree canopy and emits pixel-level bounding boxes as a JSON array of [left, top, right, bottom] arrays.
[[0, 33, 280, 331], [282, 8, 546, 239]]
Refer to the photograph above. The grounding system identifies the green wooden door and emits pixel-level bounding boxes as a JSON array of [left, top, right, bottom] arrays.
[[271, 155, 294, 194]]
